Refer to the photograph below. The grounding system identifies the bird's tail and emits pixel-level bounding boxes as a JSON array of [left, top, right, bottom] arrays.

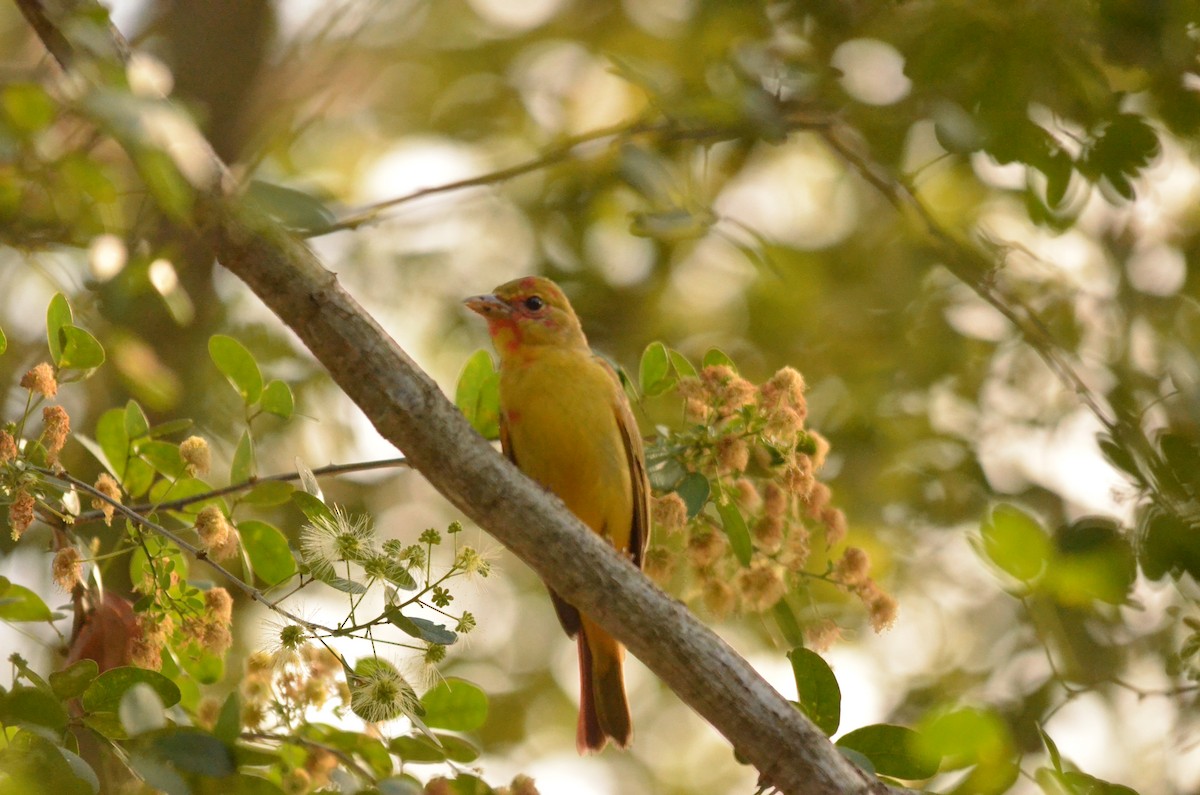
[[576, 616, 631, 754]]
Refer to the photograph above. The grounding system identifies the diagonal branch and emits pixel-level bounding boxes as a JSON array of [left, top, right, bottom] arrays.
[[16, 2, 882, 793]]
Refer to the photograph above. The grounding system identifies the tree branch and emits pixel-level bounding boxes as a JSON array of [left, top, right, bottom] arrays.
[[16, 3, 882, 793]]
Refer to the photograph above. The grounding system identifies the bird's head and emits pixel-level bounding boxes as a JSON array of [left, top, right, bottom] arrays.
[[465, 276, 588, 356]]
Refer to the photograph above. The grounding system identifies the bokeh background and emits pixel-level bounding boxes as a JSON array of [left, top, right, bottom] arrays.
[[2, 1, 1199, 793]]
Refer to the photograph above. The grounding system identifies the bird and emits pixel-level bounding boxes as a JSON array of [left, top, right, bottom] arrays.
[[464, 275, 649, 753]]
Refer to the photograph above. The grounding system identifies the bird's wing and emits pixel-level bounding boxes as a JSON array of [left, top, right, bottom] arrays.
[[595, 355, 651, 570], [500, 407, 583, 638]]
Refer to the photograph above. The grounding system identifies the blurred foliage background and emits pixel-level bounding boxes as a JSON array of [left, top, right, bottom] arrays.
[[2, 0, 1200, 793]]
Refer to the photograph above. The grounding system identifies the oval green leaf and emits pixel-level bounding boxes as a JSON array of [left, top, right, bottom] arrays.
[[239, 520, 298, 586], [981, 504, 1051, 583], [420, 678, 488, 732], [46, 293, 72, 365], [50, 659, 99, 700], [260, 379, 294, 419], [717, 498, 753, 566], [788, 648, 840, 736], [231, 428, 255, 484], [58, 325, 106, 371], [454, 349, 500, 440], [675, 471, 710, 519], [82, 667, 181, 714], [837, 723, 938, 780], [639, 341, 674, 397], [209, 335, 263, 404]]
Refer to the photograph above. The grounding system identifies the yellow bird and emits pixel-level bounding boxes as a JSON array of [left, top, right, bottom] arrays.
[[465, 276, 649, 753]]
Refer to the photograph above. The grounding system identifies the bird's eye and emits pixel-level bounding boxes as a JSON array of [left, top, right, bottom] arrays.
[[523, 295, 545, 311]]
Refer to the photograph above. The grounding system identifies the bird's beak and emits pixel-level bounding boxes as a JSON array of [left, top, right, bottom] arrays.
[[464, 293, 510, 318]]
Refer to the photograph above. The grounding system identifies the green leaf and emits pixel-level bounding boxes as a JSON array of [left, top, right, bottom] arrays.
[[420, 678, 488, 732], [0, 730, 95, 795], [176, 646, 225, 685], [1037, 724, 1063, 774], [82, 667, 182, 714], [717, 498, 753, 566], [123, 457, 156, 499], [139, 440, 186, 479], [639, 341, 675, 397], [915, 706, 1015, 793], [702, 348, 736, 371], [455, 349, 501, 440], [50, 659, 99, 701], [150, 728, 236, 776], [385, 608, 457, 644], [981, 504, 1051, 582], [390, 734, 479, 764], [1, 685, 69, 731], [242, 480, 295, 507], [316, 570, 367, 594], [147, 418, 194, 439], [209, 335, 263, 404], [239, 520, 298, 586], [668, 348, 697, 378], [1046, 517, 1136, 605], [0, 578, 54, 622], [213, 692, 241, 744], [260, 379, 294, 419], [675, 471, 710, 518], [246, 179, 336, 234], [0, 326, 7, 355], [95, 408, 129, 479], [58, 326, 106, 371], [137, 147, 194, 220], [837, 724, 938, 780], [788, 648, 840, 736], [124, 400, 150, 440], [47, 293, 73, 366], [293, 490, 335, 524], [2, 83, 57, 134], [231, 428, 255, 484]]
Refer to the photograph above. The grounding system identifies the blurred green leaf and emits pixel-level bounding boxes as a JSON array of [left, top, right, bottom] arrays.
[[239, 520, 297, 586], [0, 730, 95, 795], [148, 476, 217, 512], [1, 685, 69, 731], [837, 724, 938, 780], [0, 577, 54, 622], [119, 682, 167, 736], [639, 341, 675, 396], [136, 148, 193, 220], [668, 349, 696, 378], [1046, 517, 1136, 605], [95, 407, 129, 479], [420, 678, 488, 732], [47, 293, 72, 366], [981, 504, 1051, 583], [292, 490, 335, 524], [702, 348, 737, 371], [82, 667, 181, 714], [124, 456, 156, 499], [717, 498, 753, 566], [231, 429, 255, 484], [675, 471, 710, 518], [2, 83, 57, 134], [246, 179, 335, 234], [209, 335, 263, 404], [260, 379, 294, 419], [50, 659, 99, 701], [150, 728, 235, 776], [0, 326, 7, 355], [788, 647, 840, 736], [139, 440, 186, 479], [455, 349, 500, 440], [391, 733, 479, 764], [213, 692, 241, 744], [242, 480, 295, 507], [124, 400, 150, 440], [58, 325, 105, 370]]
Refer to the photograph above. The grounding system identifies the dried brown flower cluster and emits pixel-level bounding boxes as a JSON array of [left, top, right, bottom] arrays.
[[646, 364, 896, 643]]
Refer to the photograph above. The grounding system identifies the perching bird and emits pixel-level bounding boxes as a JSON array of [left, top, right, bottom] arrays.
[[465, 276, 649, 753]]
